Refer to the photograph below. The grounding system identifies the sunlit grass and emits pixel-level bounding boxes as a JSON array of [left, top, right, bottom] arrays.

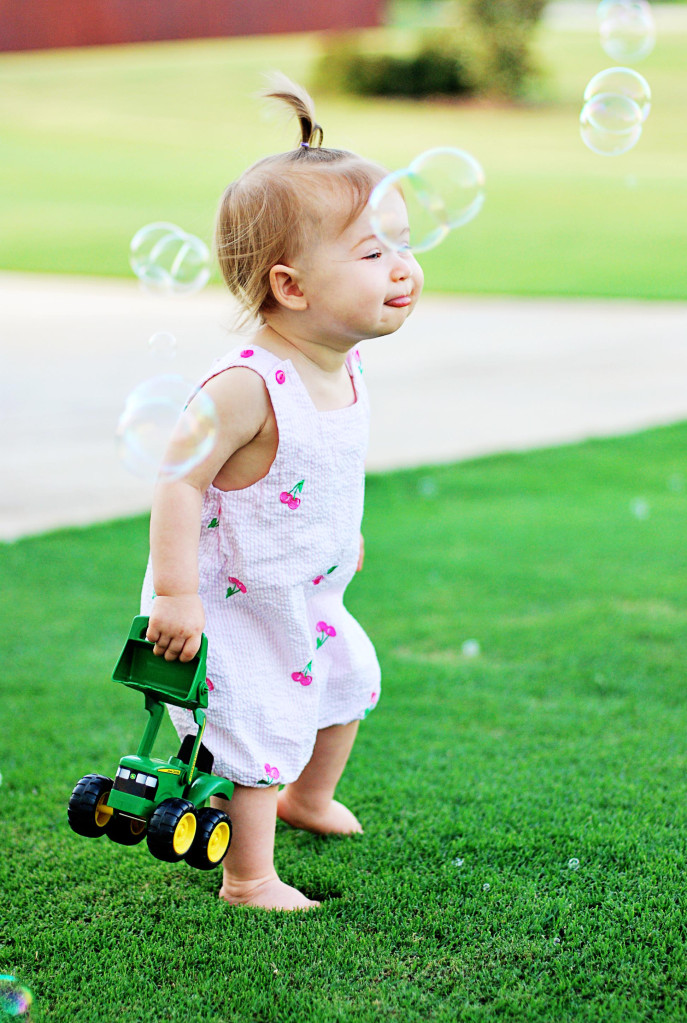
[[3, 422, 687, 1020]]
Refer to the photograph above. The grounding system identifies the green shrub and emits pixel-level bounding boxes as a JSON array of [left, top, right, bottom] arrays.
[[315, 32, 476, 98], [466, 0, 544, 96], [315, 0, 545, 102]]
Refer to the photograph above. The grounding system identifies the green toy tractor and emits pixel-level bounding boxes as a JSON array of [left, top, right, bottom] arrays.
[[68, 615, 233, 870]]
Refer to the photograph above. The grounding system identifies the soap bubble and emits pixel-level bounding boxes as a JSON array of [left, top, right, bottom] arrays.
[[453, 857, 464, 867], [580, 93, 643, 155], [369, 147, 485, 254], [630, 497, 650, 520], [568, 857, 580, 870], [116, 375, 217, 482], [461, 639, 481, 658], [597, 0, 655, 63], [585, 67, 651, 120], [129, 222, 210, 295], [580, 68, 651, 156], [148, 331, 177, 362], [417, 476, 438, 498], [0, 975, 33, 1019], [482, 883, 490, 891]]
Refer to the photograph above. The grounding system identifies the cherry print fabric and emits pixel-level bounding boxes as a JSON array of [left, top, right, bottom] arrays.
[[141, 344, 381, 786]]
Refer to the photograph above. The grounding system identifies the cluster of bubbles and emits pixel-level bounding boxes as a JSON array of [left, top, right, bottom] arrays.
[[116, 374, 218, 483], [117, 222, 218, 481], [598, 0, 655, 63], [580, 66, 652, 156], [129, 222, 210, 295], [368, 147, 485, 254], [581, 0, 654, 156], [0, 975, 33, 1020]]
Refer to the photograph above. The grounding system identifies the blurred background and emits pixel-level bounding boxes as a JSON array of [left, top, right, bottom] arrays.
[[1, 0, 686, 538]]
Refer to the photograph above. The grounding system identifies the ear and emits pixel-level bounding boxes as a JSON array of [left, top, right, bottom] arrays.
[[269, 264, 308, 311]]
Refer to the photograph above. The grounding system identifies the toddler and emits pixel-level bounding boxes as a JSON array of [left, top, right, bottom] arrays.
[[142, 74, 424, 910]]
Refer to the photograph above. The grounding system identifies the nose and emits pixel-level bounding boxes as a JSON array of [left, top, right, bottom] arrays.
[[390, 251, 412, 280]]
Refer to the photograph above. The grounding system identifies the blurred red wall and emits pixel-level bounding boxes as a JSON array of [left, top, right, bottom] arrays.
[[0, 0, 384, 52]]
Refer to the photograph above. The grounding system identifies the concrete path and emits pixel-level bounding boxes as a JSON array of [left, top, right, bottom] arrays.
[[2, 271, 686, 541]]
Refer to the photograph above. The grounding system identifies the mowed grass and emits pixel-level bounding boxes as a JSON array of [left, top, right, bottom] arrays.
[[0, 14, 686, 299], [2, 422, 687, 1021]]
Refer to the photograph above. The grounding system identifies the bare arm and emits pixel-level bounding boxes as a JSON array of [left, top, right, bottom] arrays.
[[145, 367, 272, 661]]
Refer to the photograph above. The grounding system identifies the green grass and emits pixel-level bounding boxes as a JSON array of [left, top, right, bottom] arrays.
[[3, 422, 687, 1021], [0, 18, 686, 299]]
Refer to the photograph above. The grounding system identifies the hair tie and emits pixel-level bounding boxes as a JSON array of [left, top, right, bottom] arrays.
[[300, 141, 310, 149]]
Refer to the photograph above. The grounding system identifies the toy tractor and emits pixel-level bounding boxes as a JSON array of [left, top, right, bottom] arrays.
[[68, 615, 233, 870]]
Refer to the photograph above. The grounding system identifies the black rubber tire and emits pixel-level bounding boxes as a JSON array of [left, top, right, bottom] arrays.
[[185, 807, 232, 870], [146, 798, 197, 863], [67, 774, 115, 838], [107, 813, 147, 846]]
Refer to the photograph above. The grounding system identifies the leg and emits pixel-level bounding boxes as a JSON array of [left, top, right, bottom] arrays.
[[212, 784, 319, 911], [278, 720, 363, 834]]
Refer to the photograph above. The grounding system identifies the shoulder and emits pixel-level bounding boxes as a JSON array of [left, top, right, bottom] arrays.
[[201, 364, 273, 436]]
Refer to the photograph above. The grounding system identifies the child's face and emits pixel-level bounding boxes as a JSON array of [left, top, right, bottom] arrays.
[[295, 189, 424, 346]]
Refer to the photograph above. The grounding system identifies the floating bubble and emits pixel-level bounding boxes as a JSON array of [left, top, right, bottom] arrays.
[[417, 476, 438, 499], [597, 0, 655, 63], [580, 93, 643, 155], [568, 858, 580, 870], [129, 222, 210, 295], [553, 936, 561, 945], [461, 639, 481, 658], [369, 147, 485, 254], [0, 975, 33, 1019], [453, 857, 464, 867], [116, 375, 217, 482], [630, 496, 650, 520], [148, 331, 177, 362], [482, 883, 491, 891], [584, 67, 651, 120]]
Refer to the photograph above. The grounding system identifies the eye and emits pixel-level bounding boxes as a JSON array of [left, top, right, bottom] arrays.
[[363, 250, 383, 260]]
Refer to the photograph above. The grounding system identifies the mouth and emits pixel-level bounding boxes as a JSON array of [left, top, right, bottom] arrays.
[[385, 294, 412, 308]]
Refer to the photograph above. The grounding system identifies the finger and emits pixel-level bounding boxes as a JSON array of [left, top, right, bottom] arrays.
[[179, 635, 201, 663], [162, 638, 186, 661], [146, 623, 161, 644], [153, 636, 170, 657]]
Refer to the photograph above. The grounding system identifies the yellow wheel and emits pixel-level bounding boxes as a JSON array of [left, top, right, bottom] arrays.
[[185, 808, 232, 870], [172, 812, 197, 856], [68, 775, 115, 838], [146, 799, 197, 863], [107, 814, 147, 846]]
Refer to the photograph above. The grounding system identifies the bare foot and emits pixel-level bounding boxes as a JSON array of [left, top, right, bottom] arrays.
[[277, 790, 363, 835], [219, 874, 319, 911]]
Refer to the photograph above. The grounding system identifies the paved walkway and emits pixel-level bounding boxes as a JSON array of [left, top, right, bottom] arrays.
[[2, 271, 686, 540]]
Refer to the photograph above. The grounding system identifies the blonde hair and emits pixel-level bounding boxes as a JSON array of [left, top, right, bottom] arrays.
[[215, 73, 387, 325]]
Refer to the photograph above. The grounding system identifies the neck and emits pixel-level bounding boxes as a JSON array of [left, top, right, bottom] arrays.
[[257, 321, 351, 375]]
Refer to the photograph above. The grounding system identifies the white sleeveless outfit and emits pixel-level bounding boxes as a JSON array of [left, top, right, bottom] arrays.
[[141, 344, 381, 787]]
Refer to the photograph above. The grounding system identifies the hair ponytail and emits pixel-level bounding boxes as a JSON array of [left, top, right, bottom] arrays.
[[216, 73, 388, 325], [261, 71, 324, 149]]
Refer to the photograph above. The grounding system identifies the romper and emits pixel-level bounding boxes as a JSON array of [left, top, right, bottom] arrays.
[[140, 344, 381, 787]]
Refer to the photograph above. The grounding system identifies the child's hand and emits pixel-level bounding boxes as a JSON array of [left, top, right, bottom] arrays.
[[356, 533, 365, 573], [146, 595, 205, 662]]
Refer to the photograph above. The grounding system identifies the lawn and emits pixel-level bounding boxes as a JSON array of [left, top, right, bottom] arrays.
[[3, 422, 687, 1021], [0, 12, 686, 298]]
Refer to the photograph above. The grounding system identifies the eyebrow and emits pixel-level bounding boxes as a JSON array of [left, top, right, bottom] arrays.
[[355, 234, 380, 248]]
